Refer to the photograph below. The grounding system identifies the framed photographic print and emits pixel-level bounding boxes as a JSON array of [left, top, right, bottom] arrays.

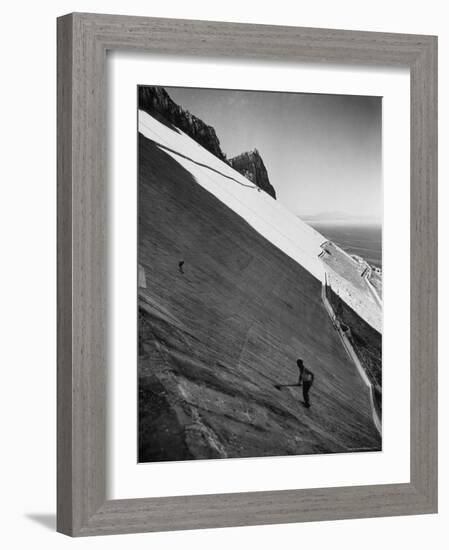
[[57, 13, 437, 536]]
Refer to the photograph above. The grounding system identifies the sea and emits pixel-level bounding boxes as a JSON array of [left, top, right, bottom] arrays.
[[310, 223, 382, 269]]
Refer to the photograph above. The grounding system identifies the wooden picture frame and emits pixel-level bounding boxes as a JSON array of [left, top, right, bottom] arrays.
[[57, 12, 438, 536]]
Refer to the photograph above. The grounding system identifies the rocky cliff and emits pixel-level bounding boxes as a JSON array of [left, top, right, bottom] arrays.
[[138, 86, 227, 162], [229, 149, 276, 199], [139, 87, 277, 200]]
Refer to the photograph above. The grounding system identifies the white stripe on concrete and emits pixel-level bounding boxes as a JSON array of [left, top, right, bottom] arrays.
[[321, 277, 382, 435], [139, 110, 382, 333], [139, 110, 326, 281]]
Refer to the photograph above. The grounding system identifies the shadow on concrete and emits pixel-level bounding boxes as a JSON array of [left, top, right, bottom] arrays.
[[274, 383, 300, 390]]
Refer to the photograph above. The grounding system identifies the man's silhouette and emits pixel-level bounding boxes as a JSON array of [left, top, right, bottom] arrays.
[[297, 358, 314, 408], [178, 260, 185, 274]]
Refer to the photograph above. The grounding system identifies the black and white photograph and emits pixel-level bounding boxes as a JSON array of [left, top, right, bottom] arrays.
[[137, 85, 383, 463], [1, 0, 442, 544]]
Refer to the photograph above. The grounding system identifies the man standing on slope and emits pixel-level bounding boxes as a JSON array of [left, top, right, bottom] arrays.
[[297, 358, 314, 408]]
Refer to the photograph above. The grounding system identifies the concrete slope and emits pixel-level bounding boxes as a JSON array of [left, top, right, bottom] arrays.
[[139, 110, 326, 281], [320, 242, 382, 333], [139, 110, 381, 332], [138, 134, 381, 462]]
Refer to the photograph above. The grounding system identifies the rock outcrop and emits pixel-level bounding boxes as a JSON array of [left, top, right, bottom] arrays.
[[229, 149, 276, 199], [139, 86, 277, 199], [138, 86, 227, 162]]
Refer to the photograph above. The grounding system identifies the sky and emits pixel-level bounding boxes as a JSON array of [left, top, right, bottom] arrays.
[[166, 86, 382, 224]]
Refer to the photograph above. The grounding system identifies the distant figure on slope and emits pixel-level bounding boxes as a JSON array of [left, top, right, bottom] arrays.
[[178, 260, 185, 274], [297, 358, 314, 408]]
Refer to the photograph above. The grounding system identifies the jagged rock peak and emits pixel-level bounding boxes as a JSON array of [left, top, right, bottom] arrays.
[[138, 86, 227, 162], [229, 150, 276, 199]]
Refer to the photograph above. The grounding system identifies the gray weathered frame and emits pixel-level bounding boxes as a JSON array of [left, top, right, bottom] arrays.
[[57, 12, 438, 537]]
